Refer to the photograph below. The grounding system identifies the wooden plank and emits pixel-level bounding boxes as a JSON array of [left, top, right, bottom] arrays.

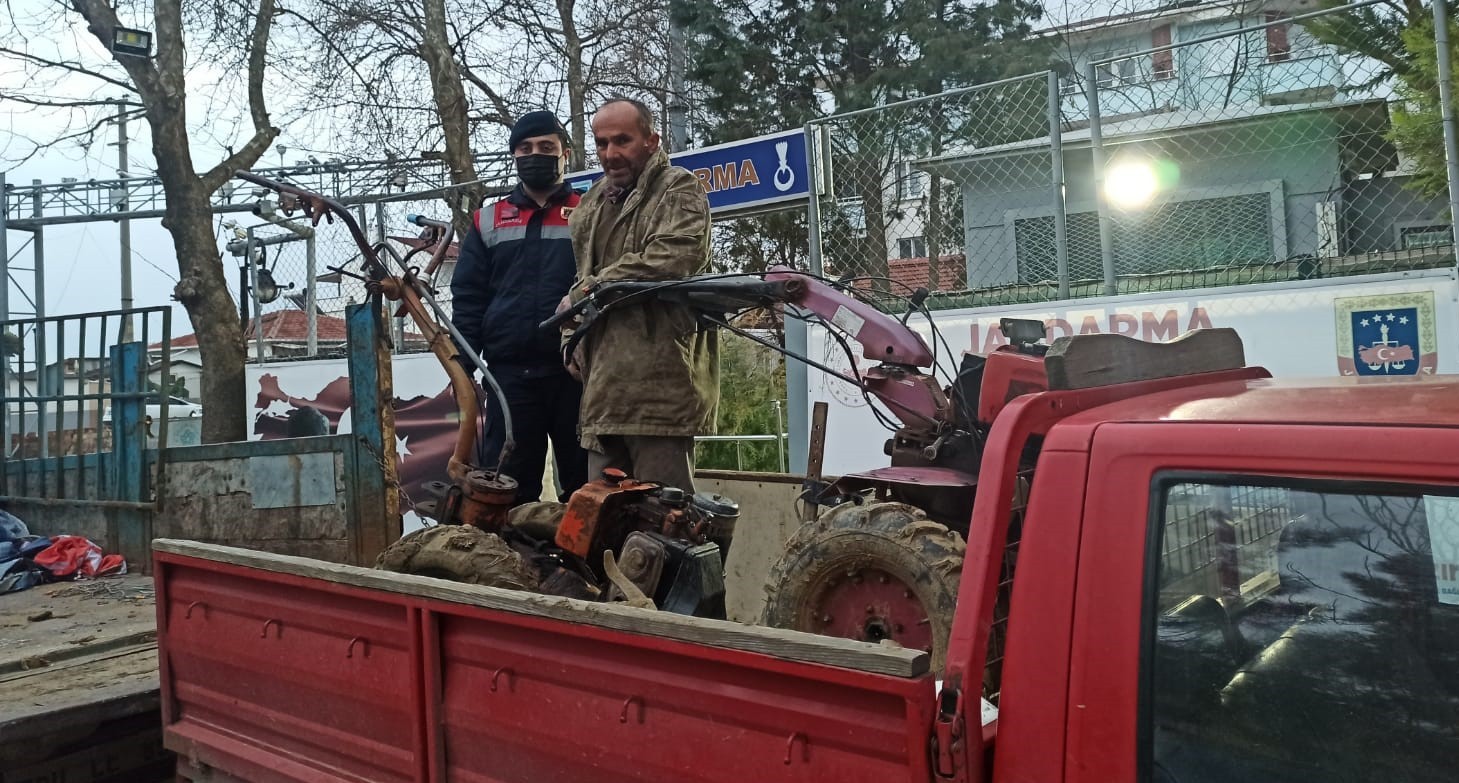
[[802, 401, 829, 522], [163, 434, 344, 464], [0, 640, 156, 685], [0, 577, 160, 749], [346, 301, 400, 566], [1044, 327, 1246, 391], [153, 539, 930, 678], [695, 470, 800, 484], [0, 647, 159, 744], [0, 575, 156, 673]]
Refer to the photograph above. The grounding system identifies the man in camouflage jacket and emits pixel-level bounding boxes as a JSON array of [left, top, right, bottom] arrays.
[[562, 98, 717, 492]]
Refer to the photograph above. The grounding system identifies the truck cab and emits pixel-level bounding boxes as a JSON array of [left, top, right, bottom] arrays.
[[974, 373, 1459, 782]]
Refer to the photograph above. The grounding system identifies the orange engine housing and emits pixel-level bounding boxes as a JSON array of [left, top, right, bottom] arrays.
[[554, 469, 660, 562]]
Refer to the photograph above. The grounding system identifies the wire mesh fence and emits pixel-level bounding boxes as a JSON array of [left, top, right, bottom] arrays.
[[234, 194, 496, 364], [809, 72, 1062, 303], [807, 1, 1456, 309]]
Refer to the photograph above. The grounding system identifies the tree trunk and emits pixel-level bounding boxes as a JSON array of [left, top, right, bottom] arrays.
[[149, 90, 249, 444], [421, 0, 481, 232], [558, 0, 587, 169], [71, 0, 277, 444], [166, 187, 248, 445], [856, 156, 890, 288]]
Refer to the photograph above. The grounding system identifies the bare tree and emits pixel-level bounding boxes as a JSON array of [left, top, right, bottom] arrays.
[[294, 0, 540, 229], [497, 0, 669, 169], [0, 0, 281, 443]]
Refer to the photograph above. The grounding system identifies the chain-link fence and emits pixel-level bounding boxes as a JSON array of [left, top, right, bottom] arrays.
[[235, 191, 512, 364], [809, 71, 1063, 304], [807, 0, 1456, 309]]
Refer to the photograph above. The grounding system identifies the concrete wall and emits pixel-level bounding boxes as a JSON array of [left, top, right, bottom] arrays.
[[1, 455, 113, 548], [154, 441, 355, 563], [3, 434, 394, 571]]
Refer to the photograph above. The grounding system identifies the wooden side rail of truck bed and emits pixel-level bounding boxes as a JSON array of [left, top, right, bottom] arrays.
[[153, 539, 937, 783]]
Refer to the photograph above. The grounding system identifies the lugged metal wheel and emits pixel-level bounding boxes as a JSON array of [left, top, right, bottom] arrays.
[[761, 501, 964, 671]]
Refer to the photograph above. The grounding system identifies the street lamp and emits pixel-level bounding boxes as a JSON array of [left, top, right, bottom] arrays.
[[111, 27, 152, 58], [234, 241, 294, 326]]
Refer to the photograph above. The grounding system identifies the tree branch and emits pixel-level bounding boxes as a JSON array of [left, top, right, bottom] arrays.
[[0, 44, 138, 92], [202, 0, 279, 192], [279, 8, 385, 107], [459, 62, 516, 126], [0, 93, 140, 110]]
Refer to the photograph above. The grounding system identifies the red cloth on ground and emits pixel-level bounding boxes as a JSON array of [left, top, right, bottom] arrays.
[[31, 535, 127, 579]]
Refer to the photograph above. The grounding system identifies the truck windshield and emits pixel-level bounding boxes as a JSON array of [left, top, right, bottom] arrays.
[[1146, 481, 1459, 782]]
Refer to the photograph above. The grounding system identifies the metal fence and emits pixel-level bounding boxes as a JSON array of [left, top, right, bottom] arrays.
[[809, 71, 1064, 301], [237, 196, 489, 365], [806, 0, 1457, 308], [0, 307, 168, 507]]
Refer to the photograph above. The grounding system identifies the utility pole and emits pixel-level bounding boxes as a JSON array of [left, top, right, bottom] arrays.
[[114, 100, 134, 343], [666, 0, 689, 152]]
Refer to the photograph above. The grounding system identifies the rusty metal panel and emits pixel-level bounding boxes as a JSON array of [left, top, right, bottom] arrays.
[[248, 452, 336, 509]]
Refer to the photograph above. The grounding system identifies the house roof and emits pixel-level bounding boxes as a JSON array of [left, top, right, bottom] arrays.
[[152, 310, 351, 349], [1041, 0, 1218, 36], [888, 255, 967, 293], [153, 309, 431, 350], [1036, 0, 1313, 37], [836, 255, 968, 304]]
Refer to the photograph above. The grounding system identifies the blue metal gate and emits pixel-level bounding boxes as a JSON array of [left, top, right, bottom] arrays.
[[0, 307, 171, 559]]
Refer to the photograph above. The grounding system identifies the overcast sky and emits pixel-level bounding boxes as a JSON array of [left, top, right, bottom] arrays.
[[1, 0, 1150, 338]]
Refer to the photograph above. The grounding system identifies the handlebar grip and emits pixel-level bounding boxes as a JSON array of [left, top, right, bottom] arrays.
[[539, 306, 581, 332], [407, 213, 422, 226]]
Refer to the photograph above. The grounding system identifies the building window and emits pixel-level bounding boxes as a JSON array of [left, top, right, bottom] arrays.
[[834, 197, 866, 235], [897, 236, 927, 259], [1059, 70, 1081, 95], [1399, 223, 1454, 249], [1204, 33, 1246, 77], [1152, 24, 1175, 80], [1264, 11, 1291, 62], [896, 161, 924, 201], [1146, 479, 1459, 783], [1265, 12, 1322, 62], [1095, 51, 1138, 86]]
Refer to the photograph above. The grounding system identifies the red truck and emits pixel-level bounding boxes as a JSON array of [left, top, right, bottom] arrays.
[[152, 323, 1459, 781]]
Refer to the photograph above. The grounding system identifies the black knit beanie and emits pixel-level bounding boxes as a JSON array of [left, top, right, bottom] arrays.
[[509, 111, 570, 151]]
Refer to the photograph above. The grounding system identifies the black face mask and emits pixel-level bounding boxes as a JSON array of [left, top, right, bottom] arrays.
[[515, 154, 562, 190]]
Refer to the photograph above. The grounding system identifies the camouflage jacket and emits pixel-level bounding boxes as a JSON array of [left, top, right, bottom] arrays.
[[566, 148, 719, 450]]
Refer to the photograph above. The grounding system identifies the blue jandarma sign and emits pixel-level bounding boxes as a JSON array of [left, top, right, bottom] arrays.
[[567, 129, 809, 215]]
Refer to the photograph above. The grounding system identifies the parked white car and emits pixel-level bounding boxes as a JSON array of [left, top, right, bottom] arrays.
[[102, 394, 203, 423]]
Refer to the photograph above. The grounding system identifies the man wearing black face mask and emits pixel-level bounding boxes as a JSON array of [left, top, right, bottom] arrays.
[[451, 110, 588, 504]]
